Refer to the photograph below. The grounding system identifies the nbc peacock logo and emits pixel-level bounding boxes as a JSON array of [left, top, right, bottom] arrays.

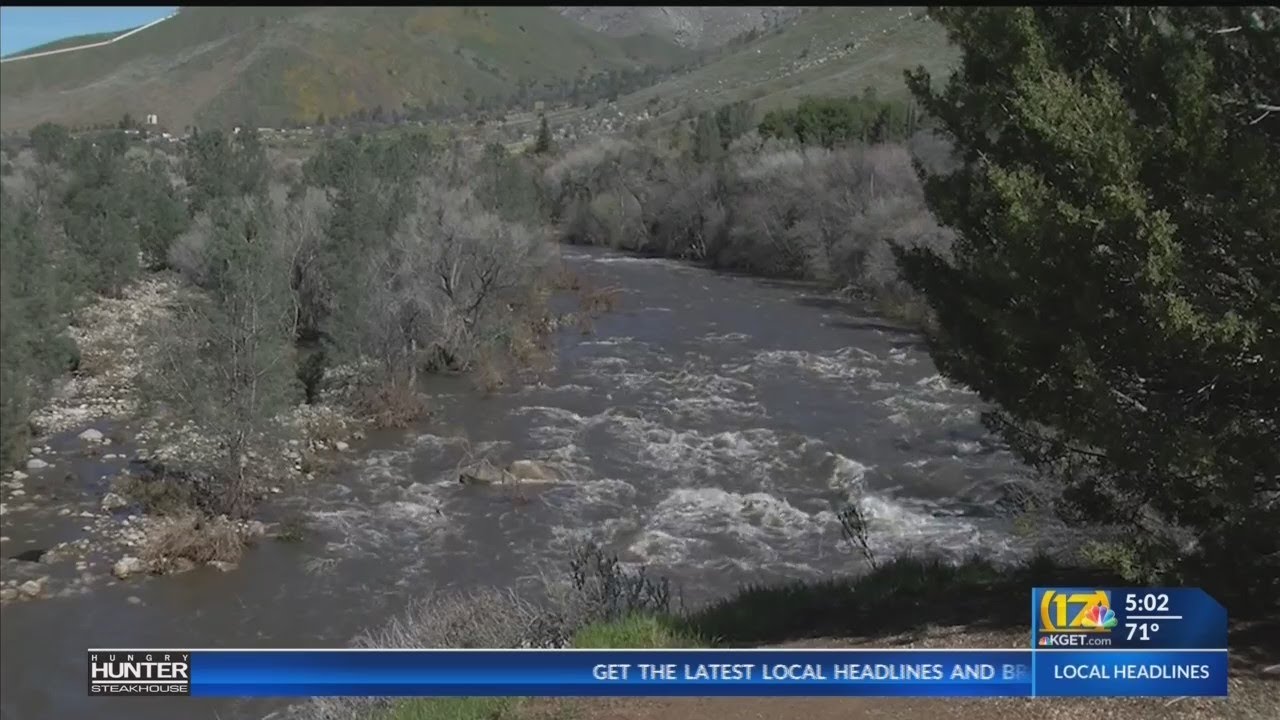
[[1082, 603, 1118, 630]]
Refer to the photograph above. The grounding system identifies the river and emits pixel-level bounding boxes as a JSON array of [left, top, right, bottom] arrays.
[[0, 247, 1042, 720]]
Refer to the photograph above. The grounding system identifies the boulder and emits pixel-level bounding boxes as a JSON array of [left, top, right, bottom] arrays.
[[507, 460, 557, 483], [78, 428, 105, 443], [101, 492, 129, 512], [334, 441, 350, 452], [459, 459, 508, 486], [18, 577, 46, 598], [113, 556, 146, 579], [25, 458, 50, 470]]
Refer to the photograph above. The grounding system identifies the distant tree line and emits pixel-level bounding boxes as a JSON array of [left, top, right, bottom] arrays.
[[2, 122, 188, 464], [312, 63, 696, 130], [758, 89, 922, 147]]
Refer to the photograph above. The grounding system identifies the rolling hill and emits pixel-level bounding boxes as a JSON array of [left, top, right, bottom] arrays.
[[618, 7, 956, 115], [0, 6, 695, 131], [0, 7, 956, 136], [489, 7, 956, 145]]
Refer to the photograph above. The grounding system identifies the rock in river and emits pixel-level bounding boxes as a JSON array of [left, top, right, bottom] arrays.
[[460, 459, 558, 485], [113, 556, 147, 579], [78, 428, 105, 443], [25, 458, 50, 470], [507, 460, 557, 483], [459, 459, 506, 485], [101, 492, 129, 512], [19, 578, 46, 598]]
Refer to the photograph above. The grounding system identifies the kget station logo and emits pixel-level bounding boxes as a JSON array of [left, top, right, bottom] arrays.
[[88, 650, 191, 696], [1037, 590, 1117, 648]]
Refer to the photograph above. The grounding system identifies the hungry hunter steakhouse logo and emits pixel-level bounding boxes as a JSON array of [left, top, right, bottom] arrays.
[[88, 650, 191, 696]]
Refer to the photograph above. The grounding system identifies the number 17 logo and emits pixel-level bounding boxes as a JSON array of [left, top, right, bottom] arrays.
[[1039, 590, 1115, 633]]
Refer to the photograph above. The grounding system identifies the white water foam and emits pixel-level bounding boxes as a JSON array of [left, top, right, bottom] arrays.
[[750, 348, 885, 384]]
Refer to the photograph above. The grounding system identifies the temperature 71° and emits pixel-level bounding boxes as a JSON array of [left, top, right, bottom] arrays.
[[1125, 621, 1160, 641]]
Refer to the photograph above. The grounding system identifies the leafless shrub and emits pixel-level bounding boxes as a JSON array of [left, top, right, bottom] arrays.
[[139, 512, 246, 571], [535, 542, 676, 640], [361, 588, 552, 649], [351, 379, 429, 428], [167, 213, 213, 281], [838, 499, 878, 568], [552, 266, 584, 290], [578, 284, 622, 315], [301, 587, 561, 720], [299, 543, 676, 720], [339, 179, 552, 390]]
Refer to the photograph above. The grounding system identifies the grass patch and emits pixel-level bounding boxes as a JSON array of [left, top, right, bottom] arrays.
[[571, 614, 705, 649], [381, 697, 522, 720], [274, 513, 308, 543]]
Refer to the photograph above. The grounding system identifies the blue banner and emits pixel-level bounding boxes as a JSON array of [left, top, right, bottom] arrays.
[[1031, 587, 1227, 650], [165, 648, 1223, 697], [190, 649, 1031, 697], [1034, 650, 1228, 697]]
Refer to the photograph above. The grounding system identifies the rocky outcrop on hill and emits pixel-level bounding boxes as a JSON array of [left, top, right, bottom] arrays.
[[556, 7, 807, 49]]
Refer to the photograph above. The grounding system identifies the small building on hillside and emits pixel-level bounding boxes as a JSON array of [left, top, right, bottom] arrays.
[[145, 113, 158, 126]]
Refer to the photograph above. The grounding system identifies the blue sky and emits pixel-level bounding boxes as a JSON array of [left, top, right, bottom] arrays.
[[0, 6, 176, 55]]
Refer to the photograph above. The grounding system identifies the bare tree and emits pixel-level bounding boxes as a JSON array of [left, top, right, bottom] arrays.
[[334, 180, 552, 391], [148, 195, 299, 515]]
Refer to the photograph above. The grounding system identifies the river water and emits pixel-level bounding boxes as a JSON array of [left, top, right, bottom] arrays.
[[0, 247, 1042, 720]]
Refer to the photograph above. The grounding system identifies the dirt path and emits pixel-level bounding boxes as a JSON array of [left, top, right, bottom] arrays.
[[529, 628, 1280, 720]]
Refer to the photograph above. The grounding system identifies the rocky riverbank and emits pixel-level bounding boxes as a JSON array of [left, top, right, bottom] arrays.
[[0, 274, 365, 606]]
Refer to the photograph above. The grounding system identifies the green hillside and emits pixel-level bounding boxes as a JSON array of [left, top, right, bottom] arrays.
[[489, 7, 956, 143], [623, 7, 956, 116], [0, 6, 694, 131]]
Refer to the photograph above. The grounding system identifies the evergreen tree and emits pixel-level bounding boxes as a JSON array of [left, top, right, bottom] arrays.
[[184, 129, 269, 215], [535, 114, 552, 154], [129, 158, 190, 269], [0, 189, 78, 465], [29, 122, 70, 165], [692, 111, 723, 164], [61, 136, 139, 296], [896, 7, 1279, 602]]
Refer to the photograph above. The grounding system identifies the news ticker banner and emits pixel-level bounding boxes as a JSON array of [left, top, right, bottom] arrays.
[[88, 587, 1228, 699]]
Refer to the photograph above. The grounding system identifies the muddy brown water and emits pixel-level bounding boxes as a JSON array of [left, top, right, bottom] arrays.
[[0, 247, 1051, 720]]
